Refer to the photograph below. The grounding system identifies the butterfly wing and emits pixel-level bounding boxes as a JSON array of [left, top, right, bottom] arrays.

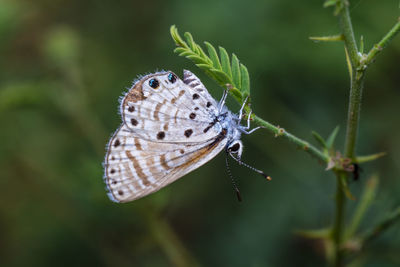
[[120, 71, 220, 143], [104, 124, 228, 202], [104, 70, 227, 202]]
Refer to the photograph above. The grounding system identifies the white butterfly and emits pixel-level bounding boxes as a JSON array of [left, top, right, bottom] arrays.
[[103, 70, 266, 203]]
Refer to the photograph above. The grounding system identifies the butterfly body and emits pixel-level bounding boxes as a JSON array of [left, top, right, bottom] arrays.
[[103, 70, 250, 203]]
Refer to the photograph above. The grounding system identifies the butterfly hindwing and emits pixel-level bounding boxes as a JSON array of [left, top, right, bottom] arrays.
[[104, 124, 228, 202]]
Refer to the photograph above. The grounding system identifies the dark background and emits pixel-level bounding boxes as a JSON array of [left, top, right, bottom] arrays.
[[1, 0, 399, 266]]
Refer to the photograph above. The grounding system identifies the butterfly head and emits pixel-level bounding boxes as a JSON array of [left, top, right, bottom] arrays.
[[227, 139, 243, 159]]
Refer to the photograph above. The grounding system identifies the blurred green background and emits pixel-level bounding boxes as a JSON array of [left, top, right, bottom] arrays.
[[1, 0, 400, 266]]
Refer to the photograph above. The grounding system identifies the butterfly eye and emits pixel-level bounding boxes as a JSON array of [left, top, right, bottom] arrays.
[[168, 73, 177, 83], [149, 78, 159, 89], [229, 142, 241, 152]]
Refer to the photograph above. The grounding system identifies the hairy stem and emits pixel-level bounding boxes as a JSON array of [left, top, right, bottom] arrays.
[[334, 1, 361, 266], [365, 19, 400, 66], [253, 115, 329, 163], [344, 70, 365, 158], [339, 2, 359, 69]]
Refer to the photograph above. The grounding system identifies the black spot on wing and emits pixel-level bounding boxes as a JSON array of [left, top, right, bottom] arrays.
[[184, 129, 193, 138]]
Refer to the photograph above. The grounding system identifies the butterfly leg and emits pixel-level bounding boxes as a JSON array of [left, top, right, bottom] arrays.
[[244, 109, 252, 129], [238, 96, 249, 122], [242, 107, 265, 134], [243, 126, 264, 135], [218, 88, 229, 113]]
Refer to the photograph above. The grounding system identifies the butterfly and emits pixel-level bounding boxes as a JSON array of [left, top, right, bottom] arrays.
[[103, 70, 268, 203]]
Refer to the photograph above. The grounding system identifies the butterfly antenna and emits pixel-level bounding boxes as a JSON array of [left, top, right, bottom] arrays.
[[229, 154, 272, 181], [225, 153, 242, 202]]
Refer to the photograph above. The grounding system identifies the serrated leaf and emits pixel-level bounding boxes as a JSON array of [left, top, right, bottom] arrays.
[[204, 42, 222, 71], [209, 68, 232, 85], [240, 64, 250, 98], [312, 131, 327, 148], [231, 54, 241, 88], [219, 47, 232, 78], [326, 126, 340, 149], [323, 0, 338, 8]]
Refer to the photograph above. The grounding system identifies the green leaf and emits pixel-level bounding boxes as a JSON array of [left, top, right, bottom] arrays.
[[231, 54, 241, 88], [311, 131, 327, 148], [195, 64, 214, 78], [170, 25, 187, 48], [359, 35, 364, 54], [230, 87, 243, 100], [309, 35, 344, 42], [184, 32, 196, 51], [219, 47, 232, 78], [323, 0, 338, 8], [355, 152, 386, 164], [204, 42, 222, 70], [340, 174, 355, 200], [209, 68, 232, 85], [295, 228, 331, 239], [346, 175, 379, 239], [326, 126, 340, 149], [361, 206, 400, 245], [240, 64, 250, 99], [178, 50, 195, 57], [174, 47, 187, 54], [186, 54, 210, 65], [196, 45, 208, 60], [170, 25, 251, 106], [344, 47, 352, 79]]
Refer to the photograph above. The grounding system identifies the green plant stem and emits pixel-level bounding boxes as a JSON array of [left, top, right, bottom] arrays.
[[365, 18, 400, 66], [333, 4, 400, 267], [344, 70, 365, 159], [346, 175, 379, 239], [361, 206, 400, 246], [334, 2, 361, 266], [148, 215, 200, 267], [332, 172, 347, 266], [338, 3, 359, 69], [338, 1, 362, 159], [253, 115, 329, 163]]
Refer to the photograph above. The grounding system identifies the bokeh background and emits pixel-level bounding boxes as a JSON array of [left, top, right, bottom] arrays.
[[1, 0, 400, 266]]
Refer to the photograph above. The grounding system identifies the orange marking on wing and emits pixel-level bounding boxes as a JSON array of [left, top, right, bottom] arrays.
[[126, 151, 150, 186]]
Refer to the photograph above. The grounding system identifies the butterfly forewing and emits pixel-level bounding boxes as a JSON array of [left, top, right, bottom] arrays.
[[121, 71, 220, 143]]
